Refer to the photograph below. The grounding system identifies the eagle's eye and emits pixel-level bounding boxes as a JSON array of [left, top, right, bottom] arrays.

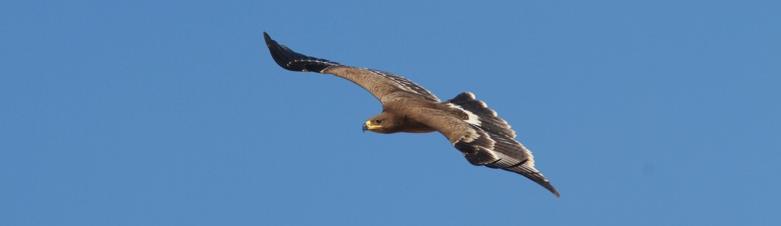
[[374, 120, 382, 124]]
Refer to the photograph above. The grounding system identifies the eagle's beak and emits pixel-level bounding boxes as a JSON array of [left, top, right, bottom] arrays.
[[363, 120, 381, 132]]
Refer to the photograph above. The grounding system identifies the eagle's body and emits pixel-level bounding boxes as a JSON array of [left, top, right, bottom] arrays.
[[264, 32, 560, 197]]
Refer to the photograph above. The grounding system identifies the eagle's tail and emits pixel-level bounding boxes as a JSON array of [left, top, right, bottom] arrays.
[[263, 32, 341, 73]]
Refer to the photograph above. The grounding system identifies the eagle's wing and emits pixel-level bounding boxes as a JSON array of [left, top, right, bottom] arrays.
[[399, 93, 560, 197], [263, 32, 439, 103]]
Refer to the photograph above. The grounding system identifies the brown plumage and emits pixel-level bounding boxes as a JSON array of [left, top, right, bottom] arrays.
[[263, 32, 559, 197]]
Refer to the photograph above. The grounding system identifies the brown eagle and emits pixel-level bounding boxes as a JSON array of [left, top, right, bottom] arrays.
[[264, 32, 559, 197]]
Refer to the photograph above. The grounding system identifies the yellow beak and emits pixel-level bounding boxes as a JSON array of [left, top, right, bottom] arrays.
[[363, 120, 382, 131]]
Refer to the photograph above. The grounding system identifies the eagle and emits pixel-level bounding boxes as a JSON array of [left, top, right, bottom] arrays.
[[263, 32, 559, 197]]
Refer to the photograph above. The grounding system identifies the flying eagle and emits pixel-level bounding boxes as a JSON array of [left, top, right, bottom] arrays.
[[263, 32, 560, 197]]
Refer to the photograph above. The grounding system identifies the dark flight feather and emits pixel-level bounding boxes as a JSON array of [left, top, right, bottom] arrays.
[[263, 32, 339, 72]]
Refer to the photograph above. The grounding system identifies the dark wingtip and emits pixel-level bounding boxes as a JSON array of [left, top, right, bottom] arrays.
[[528, 174, 560, 198], [544, 181, 561, 198], [532, 175, 561, 198], [262, 32, 339, 73], [510, 165, 561, 198], [263, 32, 272, 45]]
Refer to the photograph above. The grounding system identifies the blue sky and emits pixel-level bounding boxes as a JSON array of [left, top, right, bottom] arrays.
[[1, 0, 779, 225]]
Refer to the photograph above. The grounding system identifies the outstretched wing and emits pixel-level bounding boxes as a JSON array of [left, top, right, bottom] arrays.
[[399, 96, 560, 197], [263, 32, 439, 103]]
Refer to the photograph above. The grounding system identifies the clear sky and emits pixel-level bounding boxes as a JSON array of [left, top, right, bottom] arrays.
[[1, 0, 779, 225]]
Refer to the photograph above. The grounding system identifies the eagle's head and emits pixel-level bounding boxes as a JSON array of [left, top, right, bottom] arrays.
[[362, 113, 401, 134]]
